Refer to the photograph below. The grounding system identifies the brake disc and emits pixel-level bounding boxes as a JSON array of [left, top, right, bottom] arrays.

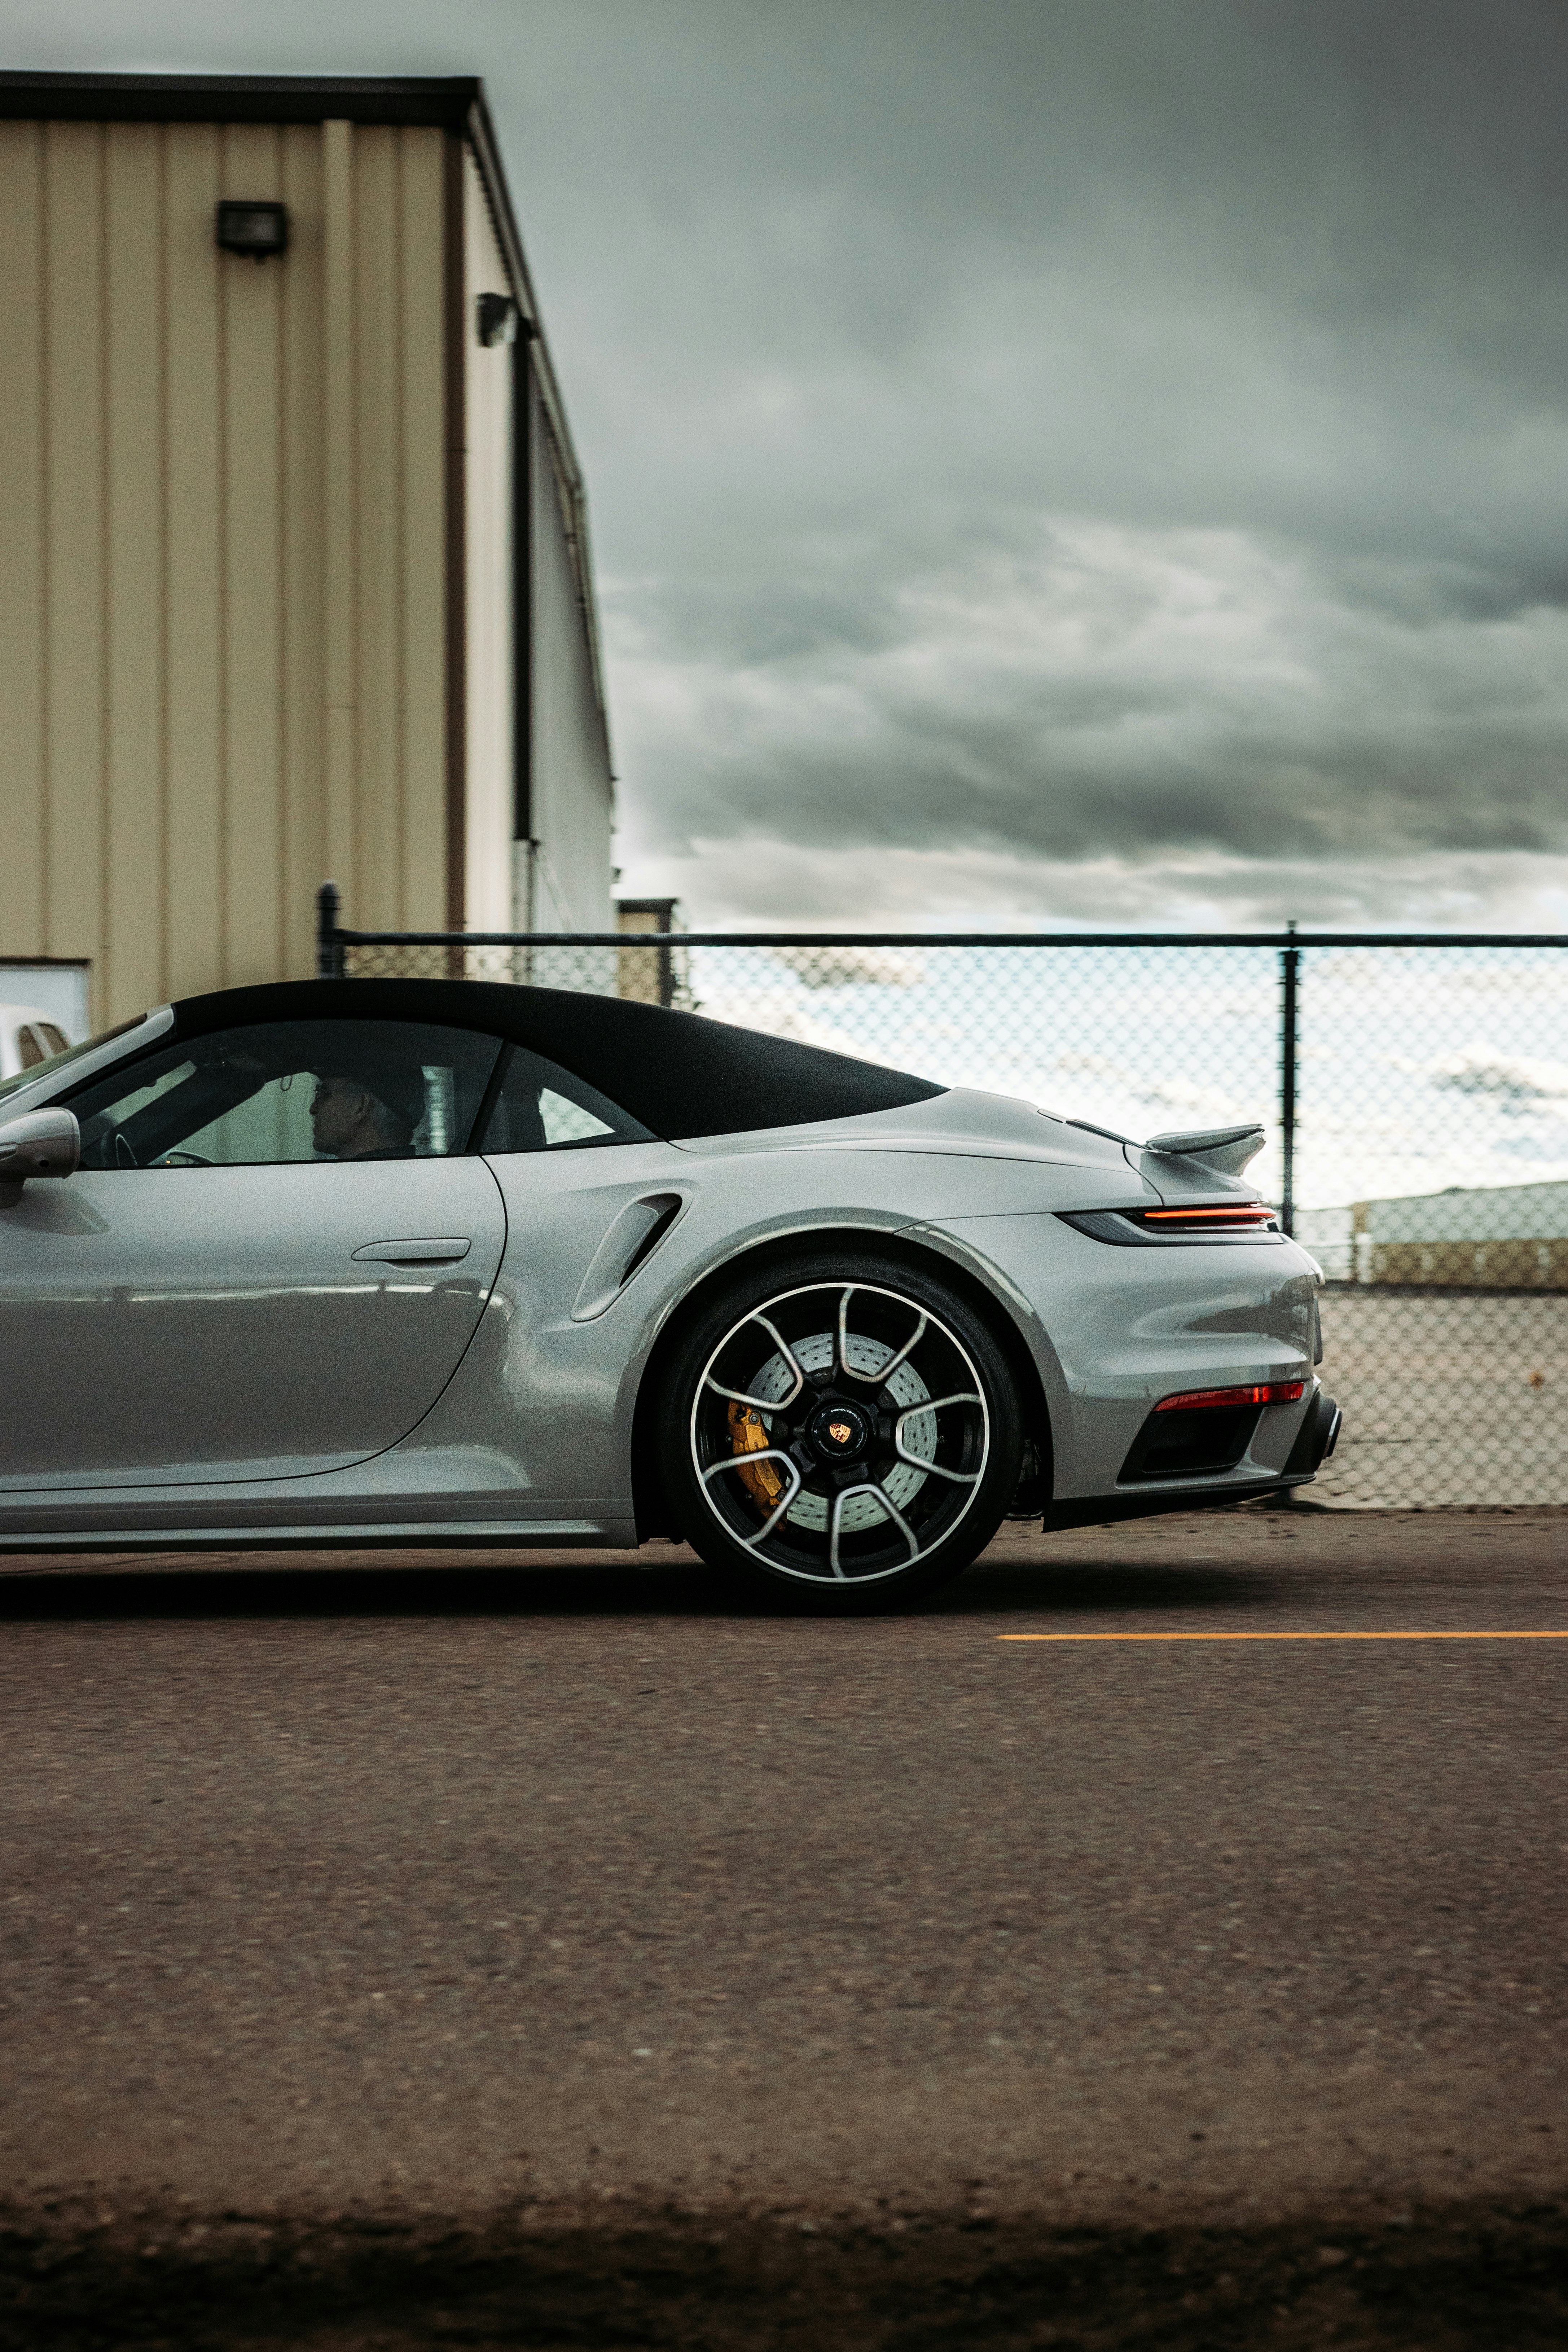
[[747, 1330, 936, 1533]]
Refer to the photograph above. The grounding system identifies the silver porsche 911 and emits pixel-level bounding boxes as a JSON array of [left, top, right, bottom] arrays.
[[0, 979, 1339, 1605]]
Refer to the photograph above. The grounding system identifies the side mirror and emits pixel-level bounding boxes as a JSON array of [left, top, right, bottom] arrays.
[[0, 1107, 80, 1205]]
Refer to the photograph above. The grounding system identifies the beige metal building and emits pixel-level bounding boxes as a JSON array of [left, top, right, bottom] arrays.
[[0, 70, 614, 1032], [1351, 1177, 1568, 1289]]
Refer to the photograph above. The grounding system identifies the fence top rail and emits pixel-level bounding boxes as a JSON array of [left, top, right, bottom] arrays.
[[328, 927, 1568, 951]]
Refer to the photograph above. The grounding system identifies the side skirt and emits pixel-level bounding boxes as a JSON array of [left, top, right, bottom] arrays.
[[0, 1519, 639, 1559]]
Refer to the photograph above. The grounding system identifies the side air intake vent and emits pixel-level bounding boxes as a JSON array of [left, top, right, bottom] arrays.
[[570, 1194, 684, 1322]]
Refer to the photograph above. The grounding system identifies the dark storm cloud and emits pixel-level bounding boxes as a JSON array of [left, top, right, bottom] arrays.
[[521, 0, 1568, 906], [9, 0, 1568, 917]]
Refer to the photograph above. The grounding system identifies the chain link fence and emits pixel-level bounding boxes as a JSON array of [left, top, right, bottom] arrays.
[[323, 893, 1568, 1510]]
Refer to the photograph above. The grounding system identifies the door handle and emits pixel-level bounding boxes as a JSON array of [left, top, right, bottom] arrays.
[[351, 1237, 472, 1265]]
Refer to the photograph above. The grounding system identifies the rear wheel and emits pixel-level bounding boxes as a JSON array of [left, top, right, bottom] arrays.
[[656, 1250, 1025, 1607]]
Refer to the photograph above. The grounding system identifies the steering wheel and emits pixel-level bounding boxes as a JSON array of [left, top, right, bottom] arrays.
[[113, 1131, 139, 1169]]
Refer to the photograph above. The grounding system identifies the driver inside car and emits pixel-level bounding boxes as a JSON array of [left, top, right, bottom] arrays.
[[309, 1065, 426, 1161]]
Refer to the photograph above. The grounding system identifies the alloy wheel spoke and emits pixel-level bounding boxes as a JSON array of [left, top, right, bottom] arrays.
[[705, 1375, 787, 1413], [895, 1449, 981, 1484], [866, 1482, 921, 1561], [703, 1446, 798, 1479], [702, 1449, 806, 1545], [752, 1463, 805, 1543], [839, 1290, 927, 1389], [751, 1312, 807, 1405], [705, 1309, 809, 1413], [834, 1286, 855, 1384], [827, 1487, 852, 1580], [826, 1479, 922, 1572], [894, 1393, 985, 1483]]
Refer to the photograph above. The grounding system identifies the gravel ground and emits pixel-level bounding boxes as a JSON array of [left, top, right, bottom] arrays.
[[3, 1505, 1566, 2343], [1315, 1289, 1568, 1507]]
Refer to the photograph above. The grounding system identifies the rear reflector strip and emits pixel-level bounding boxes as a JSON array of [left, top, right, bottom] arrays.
[[1155, 1380, 1307, 1413]]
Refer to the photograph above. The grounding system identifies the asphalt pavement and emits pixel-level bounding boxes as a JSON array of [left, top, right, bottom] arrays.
[[3, 1506, 1566, 2230]]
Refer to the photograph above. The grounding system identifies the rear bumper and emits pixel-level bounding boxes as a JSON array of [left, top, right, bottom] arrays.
[[1042, 1392, 1341, 1533]]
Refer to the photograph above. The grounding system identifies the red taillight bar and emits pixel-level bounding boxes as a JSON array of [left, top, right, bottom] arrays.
[[1142, 1204, 1276, 1223], [1154, 1380, 1306, 1413]]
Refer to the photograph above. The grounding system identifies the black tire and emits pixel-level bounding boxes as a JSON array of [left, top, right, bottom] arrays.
[[655, 1248, 1025, 1610]]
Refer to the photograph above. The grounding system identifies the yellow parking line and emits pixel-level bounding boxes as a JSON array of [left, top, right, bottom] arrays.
[[998, 1630, 1568, 1642]]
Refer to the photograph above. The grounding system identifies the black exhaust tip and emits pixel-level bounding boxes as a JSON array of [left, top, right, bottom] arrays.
[[1283, 1390, 1341, 1478]]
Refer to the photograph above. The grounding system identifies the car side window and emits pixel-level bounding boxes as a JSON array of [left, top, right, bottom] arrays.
[[479, 1045, 655, 1153], [67, 1020, 504, 1169]]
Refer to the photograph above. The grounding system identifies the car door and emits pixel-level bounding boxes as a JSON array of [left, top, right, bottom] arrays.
[[371, 1039, 688, 1514], [0, 1015, 508, 1490]]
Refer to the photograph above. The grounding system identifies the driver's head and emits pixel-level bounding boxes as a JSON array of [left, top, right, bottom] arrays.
[[310, 1065, 423, 1159]]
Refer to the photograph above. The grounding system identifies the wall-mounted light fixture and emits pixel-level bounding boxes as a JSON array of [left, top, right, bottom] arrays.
[[215, 200, 289, 262], [477, 291, 521, 346]]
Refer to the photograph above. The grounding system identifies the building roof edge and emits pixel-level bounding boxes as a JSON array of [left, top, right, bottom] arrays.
[[0, 69, 482, 126], [462, 88, 615, 767]]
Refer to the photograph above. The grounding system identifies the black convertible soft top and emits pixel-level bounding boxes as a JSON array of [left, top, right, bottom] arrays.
[[167, 978, 946, 1139]]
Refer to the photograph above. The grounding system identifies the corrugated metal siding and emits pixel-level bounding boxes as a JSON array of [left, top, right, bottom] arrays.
[[0, 115, 448, 1026], [0, 125, 45, 1004], [461, 145, 514, 935], [527, 376, 613, 932]]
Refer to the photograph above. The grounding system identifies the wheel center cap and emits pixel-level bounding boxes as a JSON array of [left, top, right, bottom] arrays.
[[807, 1397, 871, 1465]]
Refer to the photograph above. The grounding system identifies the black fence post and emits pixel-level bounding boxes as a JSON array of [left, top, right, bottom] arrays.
[[316, 881, 344, 980], [1279, 920, 1299, 1237]]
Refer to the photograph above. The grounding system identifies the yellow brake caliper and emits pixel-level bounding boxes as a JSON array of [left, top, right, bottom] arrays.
[[728, 1398, 784, 1510]]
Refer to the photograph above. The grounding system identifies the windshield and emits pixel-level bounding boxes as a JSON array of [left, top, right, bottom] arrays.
[[0, 1013, 150, 1110]]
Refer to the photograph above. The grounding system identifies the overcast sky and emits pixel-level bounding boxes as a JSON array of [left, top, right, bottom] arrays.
[[7, 0, 1568, 929]]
